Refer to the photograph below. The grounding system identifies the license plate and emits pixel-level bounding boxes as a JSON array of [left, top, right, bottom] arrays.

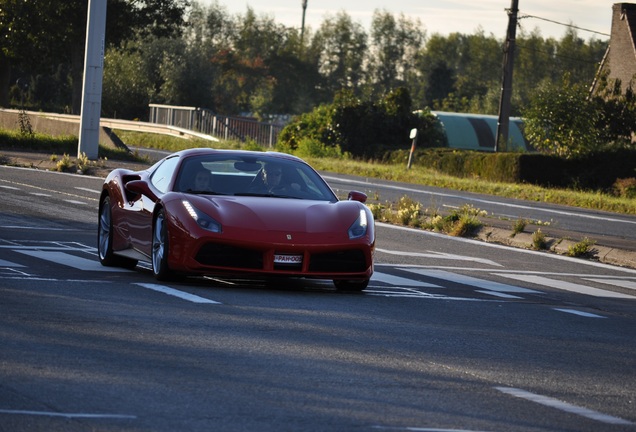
[[274, 254, 303, 264]]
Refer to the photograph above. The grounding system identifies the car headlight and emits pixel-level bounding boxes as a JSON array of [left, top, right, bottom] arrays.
[[182, 200, 222, 233], [348, 209, 368, 239]]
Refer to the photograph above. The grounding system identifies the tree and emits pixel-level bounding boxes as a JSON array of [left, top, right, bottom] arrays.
[[368, 10, 424, 96], [0, 0, 189, 112], [314, 12, 368, 96], [523, 74, 602, 158], [102, 43, 154, 119]]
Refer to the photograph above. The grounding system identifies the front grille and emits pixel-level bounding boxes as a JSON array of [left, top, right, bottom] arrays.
[[195, 243, 263, 269], [308, 250, 367, 273]]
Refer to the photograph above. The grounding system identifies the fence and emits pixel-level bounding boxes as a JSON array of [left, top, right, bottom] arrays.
[[149, 104, 285, 147]]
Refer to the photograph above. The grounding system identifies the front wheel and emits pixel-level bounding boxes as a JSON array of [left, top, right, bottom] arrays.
[[152, 208, 172, 281], [333, 279, 369, 292], [98, 196, 137, 269]]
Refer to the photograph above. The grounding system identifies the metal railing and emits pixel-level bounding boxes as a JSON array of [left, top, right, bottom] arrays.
[[149, 104, 285, 147]]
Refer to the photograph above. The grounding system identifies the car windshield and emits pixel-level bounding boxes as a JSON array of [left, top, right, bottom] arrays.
[[175, 154, 338, 201]]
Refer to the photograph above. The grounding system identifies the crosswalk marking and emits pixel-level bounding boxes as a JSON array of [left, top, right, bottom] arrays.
[[15, 250, 130, 272], [2, 241, 634, 306], [376, 247, 501, 266], [476, 290, 523, 299], [0, 258, 24, 267], [583, 278, 636, 291], [494, 274, 636, 299], [403, 268, 539, 293], [371, 271, 441, 288]]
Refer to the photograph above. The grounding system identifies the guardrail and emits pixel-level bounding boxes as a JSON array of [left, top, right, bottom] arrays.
[[149, 104, 285, 147]]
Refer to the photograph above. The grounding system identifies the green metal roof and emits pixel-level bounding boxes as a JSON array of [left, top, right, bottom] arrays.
[[432, 111, 531, 152]]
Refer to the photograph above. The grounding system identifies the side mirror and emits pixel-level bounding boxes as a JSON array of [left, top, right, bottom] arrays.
[[125, 180, 158, 202], [347, 190, 367, 203]]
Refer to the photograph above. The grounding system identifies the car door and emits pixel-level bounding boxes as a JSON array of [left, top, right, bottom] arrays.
[[127, 156, 180, 256]]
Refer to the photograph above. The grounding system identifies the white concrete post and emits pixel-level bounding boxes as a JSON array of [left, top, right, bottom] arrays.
[[78, 0, 107, 160]]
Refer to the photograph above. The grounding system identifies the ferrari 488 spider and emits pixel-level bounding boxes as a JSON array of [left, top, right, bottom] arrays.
[[98, 149, 374, 291]]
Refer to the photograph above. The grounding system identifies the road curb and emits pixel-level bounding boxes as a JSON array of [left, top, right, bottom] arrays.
[[475, 226, 636, 270]]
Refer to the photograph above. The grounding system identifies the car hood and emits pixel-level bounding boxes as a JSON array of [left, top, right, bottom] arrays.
[[193, 195, 362, 233]]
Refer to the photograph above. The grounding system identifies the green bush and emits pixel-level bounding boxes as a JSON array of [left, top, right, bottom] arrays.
[[278, 88, 444, 159]]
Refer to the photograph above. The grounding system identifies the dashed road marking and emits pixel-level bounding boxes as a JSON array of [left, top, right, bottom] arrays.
[[495, 386, 633, 426], [553, 308, 606, 318], [135, 283, 221, 304], [0, 409, 136, 419], [75, 187, 101, 194], [64, 199, 89, 205]]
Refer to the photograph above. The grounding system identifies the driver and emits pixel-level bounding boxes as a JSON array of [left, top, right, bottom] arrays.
[[262, 163, 283, 192], [251, 162, 300, 194], [192, 169, 214, 192]]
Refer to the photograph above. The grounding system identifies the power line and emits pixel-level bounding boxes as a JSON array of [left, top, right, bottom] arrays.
[[518, 13, 610, 38]]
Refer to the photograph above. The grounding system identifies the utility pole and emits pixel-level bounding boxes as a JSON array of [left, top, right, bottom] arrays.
[[301, 0, 308, 46], [78, 0, 107, 160], [495, 0, 519, 152]]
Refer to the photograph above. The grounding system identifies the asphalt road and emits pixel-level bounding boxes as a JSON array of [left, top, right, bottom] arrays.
[[1, 165, 636, 432]]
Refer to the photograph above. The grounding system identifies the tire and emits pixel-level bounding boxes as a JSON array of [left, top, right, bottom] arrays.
[[98, 195, 137, 269], [152, 208, 172, 281], [333, 278, 369, 292]]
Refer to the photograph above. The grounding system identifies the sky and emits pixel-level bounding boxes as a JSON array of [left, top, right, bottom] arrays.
[[201, 0, 613, 41]]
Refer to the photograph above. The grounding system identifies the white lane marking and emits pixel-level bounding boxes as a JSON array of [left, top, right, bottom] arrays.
[[0, 225, 78, 231], [15, 250, 130, 272], [30, 192, 52, 197], [378, 223, 636, 275], [495, 387, 633, 425], [0, 185, 20, 190], [0, 258, 24, 267], [326, 175, 636, 226], [376, 248, 501, 267], [366, 289, 485, 301], [373, 427, 491, 431], [64, 199, 88, 205], [0, 409, 136, 419], [75, 187, 101, 194], [553, 308, 606, 318], [1, 244, 93, 251], [584, 278, 636, 291], [494, 274, 636, 299], [476, 290, 522, 299], [404, 269, 539, 293], [135, 283, 221, 304], [372, 271, 441, 288], [0, 174, 100, 200]]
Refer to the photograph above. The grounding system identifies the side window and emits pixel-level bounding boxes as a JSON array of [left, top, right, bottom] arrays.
[[150, 156, 179, 193]]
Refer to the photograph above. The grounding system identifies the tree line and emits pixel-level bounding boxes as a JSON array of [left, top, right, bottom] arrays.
[[1, 0, 608, 123]]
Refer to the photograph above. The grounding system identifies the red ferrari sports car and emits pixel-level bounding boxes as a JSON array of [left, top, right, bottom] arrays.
[[98, 148, 374, 291]]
